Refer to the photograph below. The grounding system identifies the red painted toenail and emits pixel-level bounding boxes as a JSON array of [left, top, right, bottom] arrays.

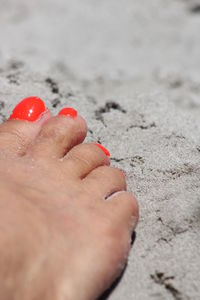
[[9, 97, 46, 122], [95, 143, 110, 157], [58, 108, 78, 118]]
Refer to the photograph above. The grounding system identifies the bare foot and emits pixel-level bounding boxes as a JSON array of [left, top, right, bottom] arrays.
[[0, 97, 139, 300]]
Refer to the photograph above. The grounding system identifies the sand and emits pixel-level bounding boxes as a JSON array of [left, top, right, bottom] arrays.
[[0, 0, 199, 299]]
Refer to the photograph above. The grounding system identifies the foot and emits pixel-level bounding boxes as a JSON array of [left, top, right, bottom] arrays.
[[0, 97, 139, 300]]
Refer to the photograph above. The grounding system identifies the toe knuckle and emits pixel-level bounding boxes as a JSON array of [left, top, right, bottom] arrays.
[[70, 152, 92, 168], [0, 126, 26, 146]]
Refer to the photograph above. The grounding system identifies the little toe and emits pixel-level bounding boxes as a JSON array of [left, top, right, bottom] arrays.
[[62, 143, 110, 178], [28, 109, 87, 160], [0, 97, 51, 156], [106, 191, 139, 233], [82, 166, 126, 199]]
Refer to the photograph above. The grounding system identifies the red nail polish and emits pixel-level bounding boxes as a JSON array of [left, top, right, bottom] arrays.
[[58, 108, 78, 118], [9, 97, 46, 122], [96, 143, 110, 157]]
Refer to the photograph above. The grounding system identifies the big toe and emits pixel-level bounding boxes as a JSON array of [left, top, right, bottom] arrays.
[[0, 97, 51, 156]]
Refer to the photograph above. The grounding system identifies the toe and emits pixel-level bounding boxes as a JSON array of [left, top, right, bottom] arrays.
[[28, 110, 87, 160], [0, 97, 51, 156], [62, 143, 110, 178], [106, 191, 139, 233], [82, 166, 126, 199]]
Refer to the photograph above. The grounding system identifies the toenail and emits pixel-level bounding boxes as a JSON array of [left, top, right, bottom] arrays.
[[9, 96, 46, 122], [58, 108, 78, 118], [95, 143, 110, 157]]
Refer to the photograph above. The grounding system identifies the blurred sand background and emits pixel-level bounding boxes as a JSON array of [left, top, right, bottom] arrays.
[[0, 1, 200, 299]]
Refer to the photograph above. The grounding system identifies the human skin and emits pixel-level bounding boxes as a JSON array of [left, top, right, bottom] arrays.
[[0, 97, 139, 300]]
